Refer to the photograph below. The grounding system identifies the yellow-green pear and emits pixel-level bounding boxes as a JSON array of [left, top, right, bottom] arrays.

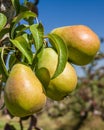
[[51, 25, 100, 65], [4, 64, 46, 117], [38, 48, 77, 101]]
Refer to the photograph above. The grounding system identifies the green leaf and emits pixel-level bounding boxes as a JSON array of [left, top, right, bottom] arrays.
[[10, 11, 37, 38], [24, 0, 28, 4], [10, 36, 33, 64], [0, 28, 9, 40], [30, 23, 44, 51], [0, 47, 9, 82], [48, 33, 68, 79], [0, 13, 7, 31], [0, 48, 2, 75], [31, 45, 44, 71], [8, 52, 18, 70], [11, 0, 20, 15], [22, 33, 30, 44], [35, 67, 50, 91], [14, 24, 29, 37], [0, 48, 2, 53]]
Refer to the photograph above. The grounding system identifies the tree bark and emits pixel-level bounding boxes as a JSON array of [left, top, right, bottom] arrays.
[[0, 0, 15, 23]]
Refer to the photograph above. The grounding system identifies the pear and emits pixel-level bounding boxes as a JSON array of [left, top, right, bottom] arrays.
[[37, 48, 77, 101], [51, 25, 100, 65], [4, 64, 46, 117]]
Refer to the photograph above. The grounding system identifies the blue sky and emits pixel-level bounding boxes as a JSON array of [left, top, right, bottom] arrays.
[[38, 0, 104, 37]]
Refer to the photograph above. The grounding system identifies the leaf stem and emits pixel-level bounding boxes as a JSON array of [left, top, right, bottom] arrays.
[[1, 46, 9, 77]]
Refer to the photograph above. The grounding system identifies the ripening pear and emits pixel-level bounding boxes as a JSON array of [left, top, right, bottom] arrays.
[[51, 25, 100, 65], [4, 64, 46, 117], [37, 48, 77, 101]]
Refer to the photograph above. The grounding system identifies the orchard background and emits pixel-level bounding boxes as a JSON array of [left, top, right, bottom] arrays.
[[0, 0, 104, 130]]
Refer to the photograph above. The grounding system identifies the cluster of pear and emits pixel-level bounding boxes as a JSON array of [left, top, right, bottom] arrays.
[[4, 25, 100, 117]]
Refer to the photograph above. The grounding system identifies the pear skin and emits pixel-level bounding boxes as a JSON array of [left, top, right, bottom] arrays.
[[38, 48, 77, 101], [51, 25, 100, 65], [4, 64, 46, 117]]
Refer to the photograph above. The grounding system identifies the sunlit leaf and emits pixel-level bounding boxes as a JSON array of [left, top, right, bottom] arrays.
[[31, 45, 44, 71], [10, 11, 37, 38], [10, 36, 33, 64], [0, 13, 7, 31], [48, 33, 68, 79], [0, 48, 2, 53], [22, 33, 30, 44], [30, 23, 44, 51]]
